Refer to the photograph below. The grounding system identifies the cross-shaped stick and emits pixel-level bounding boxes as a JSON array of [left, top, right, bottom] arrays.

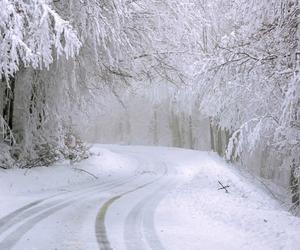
[[218, 181, 230, 193]]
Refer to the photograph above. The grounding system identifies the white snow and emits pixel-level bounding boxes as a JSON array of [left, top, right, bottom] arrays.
[[0, 145, 138, 217], [155, 150, 300, 250], [0, 145, 299, 250]]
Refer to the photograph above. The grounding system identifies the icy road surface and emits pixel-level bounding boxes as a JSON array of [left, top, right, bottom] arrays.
[[0, 145, 300, 250]]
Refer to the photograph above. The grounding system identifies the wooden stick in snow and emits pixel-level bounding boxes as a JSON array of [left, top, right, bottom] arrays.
[[218, 180, 230, 193]]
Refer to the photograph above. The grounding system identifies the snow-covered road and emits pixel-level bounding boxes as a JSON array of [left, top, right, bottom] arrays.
[[0, 145, 300, 250]]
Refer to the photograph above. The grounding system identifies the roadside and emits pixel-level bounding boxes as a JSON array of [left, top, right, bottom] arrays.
[[0, 145, 299, 250], [155, 154, 300, 250]]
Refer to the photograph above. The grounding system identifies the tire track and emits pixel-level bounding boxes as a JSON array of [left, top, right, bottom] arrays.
[[142, 180, 178, 250], [0, 178, 108, 229], [124, 179, 177, 250], [95, 166, 168, 250], [0, 175, 137, 249], [0, 173, 135, 234], [0, 201, 75, 249], [0, 199, 44, 228], [0, 158, 144, 234], [0, 179, 125, 236]]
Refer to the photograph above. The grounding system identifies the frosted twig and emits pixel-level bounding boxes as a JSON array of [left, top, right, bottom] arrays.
[[72, 168, 98, 179]]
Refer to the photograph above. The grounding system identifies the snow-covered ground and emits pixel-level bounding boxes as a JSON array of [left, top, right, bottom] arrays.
[[0, 146, 138, 217], [155, 151, 300, 250], [0, 145, 299, 250]]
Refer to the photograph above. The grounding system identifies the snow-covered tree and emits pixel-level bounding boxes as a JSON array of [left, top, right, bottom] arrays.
[[0, 0, 81, 79], [0, 0, 206, 166], [191, 0, 300, 212], [0, 0, 82, 166]]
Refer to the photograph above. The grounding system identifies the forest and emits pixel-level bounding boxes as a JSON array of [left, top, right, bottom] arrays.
[[0, 0, 299, 216]]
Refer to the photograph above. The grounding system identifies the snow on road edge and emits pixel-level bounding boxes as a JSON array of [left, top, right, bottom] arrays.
[[155, 151, 300, 250]]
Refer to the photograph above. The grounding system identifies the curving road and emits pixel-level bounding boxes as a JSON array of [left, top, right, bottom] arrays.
[[1, 145, 300, 250], [0, 146, 179, 250]]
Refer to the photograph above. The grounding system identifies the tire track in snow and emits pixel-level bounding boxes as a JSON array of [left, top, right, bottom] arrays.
[[0, 199, 44, 228], [0, 154, 144, 233], [0, 178, 109, 229], [95, 166, 168, 250], [0, 175, 131, 235], [124, 179, 177, 250], [0, 175, 137, 249], [0, 201, 75, 250]]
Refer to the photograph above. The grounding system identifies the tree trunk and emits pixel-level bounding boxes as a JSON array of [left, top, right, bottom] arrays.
[[290, 160, 300, 209], [188, 115, 194, 149], [209, 117, 215, 151], [153, 107, 158, 145], [290, 0, 300, 212], [2, 78, 15, 144]]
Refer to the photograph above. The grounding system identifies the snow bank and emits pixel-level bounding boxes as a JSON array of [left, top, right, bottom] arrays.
[[156, 151, 300, 250]]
